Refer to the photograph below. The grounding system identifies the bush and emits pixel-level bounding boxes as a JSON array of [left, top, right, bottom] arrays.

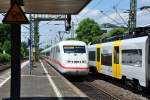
[[0, 53, 11, 63], [2, 40, 11, 54]]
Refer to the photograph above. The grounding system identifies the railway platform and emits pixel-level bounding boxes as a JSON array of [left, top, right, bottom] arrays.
[[0, 60, 88, 100]]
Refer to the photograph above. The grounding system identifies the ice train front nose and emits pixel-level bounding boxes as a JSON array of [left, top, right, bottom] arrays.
[[62, 45, 89, 75], [62, 54, 89, 75]]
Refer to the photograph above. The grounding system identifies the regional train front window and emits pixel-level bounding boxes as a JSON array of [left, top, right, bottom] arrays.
[[63, 45, 86, 53]]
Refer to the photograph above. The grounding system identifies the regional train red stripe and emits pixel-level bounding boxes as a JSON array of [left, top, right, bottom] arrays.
[[50, 57, 88, 70]]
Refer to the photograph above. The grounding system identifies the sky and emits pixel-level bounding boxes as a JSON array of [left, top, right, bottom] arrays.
[[1, 0, 150, 48]]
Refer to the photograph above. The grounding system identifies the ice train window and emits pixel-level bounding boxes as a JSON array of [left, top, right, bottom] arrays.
[[122, 49, 142, 67], [63, 45, 85, 53], [89, 51, 95, 61]]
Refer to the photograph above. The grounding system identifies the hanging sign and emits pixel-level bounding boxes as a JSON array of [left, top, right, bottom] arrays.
[[2, 2, 29, 24]]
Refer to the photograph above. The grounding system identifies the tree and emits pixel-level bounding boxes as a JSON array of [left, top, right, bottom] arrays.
[[0, 24, 11, 44], [0, 24, 11, 62], [0, 42, 2, 53], [108, 28, 127, 37], [65, 38, 77, 40], [2, 40, 11, 54], [76, 18, 102, 44], [21, 42, 28, 57]]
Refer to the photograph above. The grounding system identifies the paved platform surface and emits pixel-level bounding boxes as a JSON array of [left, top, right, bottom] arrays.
[[0, 60, 88, 100]]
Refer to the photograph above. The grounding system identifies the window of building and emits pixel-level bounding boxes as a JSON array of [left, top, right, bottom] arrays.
[[88, 51, 95, 61], [122, 49, 142, 67]]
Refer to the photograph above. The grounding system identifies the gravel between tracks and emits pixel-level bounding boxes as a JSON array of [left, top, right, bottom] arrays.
[[68, 74, 149, 100]]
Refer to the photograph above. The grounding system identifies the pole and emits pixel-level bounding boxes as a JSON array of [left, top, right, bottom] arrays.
[[29, 14, 32, 74], [34, 18, 39, 61], [129, 0, 137, 34], [10, 24, 21, 100], [10, 0, 22, 99], [71, 22, 74, 39]]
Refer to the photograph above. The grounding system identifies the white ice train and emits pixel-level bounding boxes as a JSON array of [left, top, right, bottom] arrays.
[[41, 40, 89, 76], [88, 36, 150, 88]]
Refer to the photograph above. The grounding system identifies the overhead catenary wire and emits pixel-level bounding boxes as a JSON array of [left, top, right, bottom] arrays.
[[111, 0, 128, 27], [99, 10, 123, 25], [113, 6, 128, 27], [80, 0, 104, 19]]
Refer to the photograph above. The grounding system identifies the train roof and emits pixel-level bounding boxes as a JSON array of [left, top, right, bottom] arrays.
[[41, 40, 86, 53], [58, 40, 86, 46], [92, 27, 150, 44], [88, 36, 149, 47]]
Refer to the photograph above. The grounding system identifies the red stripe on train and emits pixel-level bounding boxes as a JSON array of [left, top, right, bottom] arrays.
[[49, 58, 88, 70]]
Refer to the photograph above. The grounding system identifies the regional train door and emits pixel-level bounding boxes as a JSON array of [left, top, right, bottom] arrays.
[[112, 41, 121, 79], [96, 44, 101, 73]]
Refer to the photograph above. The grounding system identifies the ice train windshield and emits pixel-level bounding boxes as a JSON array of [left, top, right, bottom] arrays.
[[63, 45, 86, 53]]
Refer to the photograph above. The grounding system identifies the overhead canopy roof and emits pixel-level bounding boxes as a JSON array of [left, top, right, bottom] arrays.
[[0, 0, 91, 14]]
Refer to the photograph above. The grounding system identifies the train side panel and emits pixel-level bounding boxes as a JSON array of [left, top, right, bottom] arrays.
[[88, 45, 96, 71], [88, 36, 149, 87], [145, 37, 150, 87], [121, 36, 147, 87], [148, 39, 150, 87]]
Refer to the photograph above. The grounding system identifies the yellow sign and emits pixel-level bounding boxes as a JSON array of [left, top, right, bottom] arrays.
[[2, 2, 29, 24]]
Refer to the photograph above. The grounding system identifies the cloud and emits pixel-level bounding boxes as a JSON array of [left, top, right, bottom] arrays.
[[137, 10, 150, 26], [97, 12, 129, 26], [78, 8, 150, 26], [77, 8, 100, 20], [139, 0, 150, 6]]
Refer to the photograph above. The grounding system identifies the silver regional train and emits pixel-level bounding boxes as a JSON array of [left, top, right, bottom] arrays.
[[41, 40, 89, 76], [88, 36, 150, 88]]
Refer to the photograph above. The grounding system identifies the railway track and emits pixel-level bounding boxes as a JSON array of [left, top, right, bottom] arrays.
[[66, 73, 149, 100], [72, 81, 119, 100], [43, 59, 149, 100], [42, 59, 118, 100], [90, 73, 150, 99], [67, 75, 119, 100]]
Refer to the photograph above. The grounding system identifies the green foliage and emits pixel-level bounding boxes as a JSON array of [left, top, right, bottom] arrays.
[[65, 38, 77, 40], [2, 40, 11, 54], [21, 47, 25, 58], [76, 18, 102, 44], [0, 24, 11, 44], [0, 53, 11, 63], [0, 43, 2, 53], [21, 42, 28, 58], [0, 23, 11, 55], [108, 28, 127, 37]]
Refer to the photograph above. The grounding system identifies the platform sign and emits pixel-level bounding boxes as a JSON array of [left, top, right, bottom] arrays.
[[2, 2, 29, 24]]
